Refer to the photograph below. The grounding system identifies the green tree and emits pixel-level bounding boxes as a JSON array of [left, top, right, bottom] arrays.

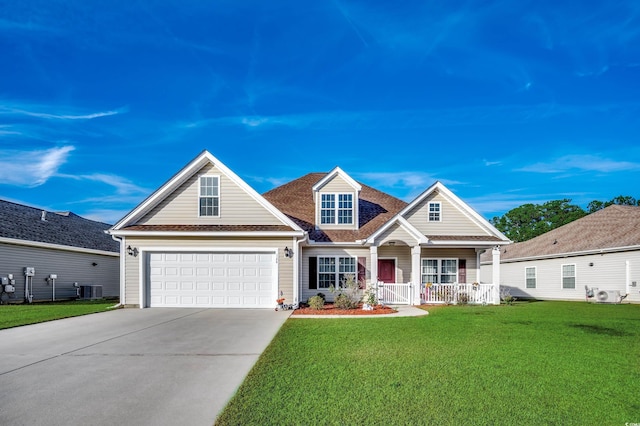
[[587, 195, 639, 213], [491, 199, 586, 242]]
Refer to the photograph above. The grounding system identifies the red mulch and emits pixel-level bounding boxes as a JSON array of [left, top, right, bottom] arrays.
[[292, 303, 397, 316]]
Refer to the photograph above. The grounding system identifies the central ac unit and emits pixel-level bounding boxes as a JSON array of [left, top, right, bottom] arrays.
[[80, 285, 103, 300], [594, 289, 621, 304]]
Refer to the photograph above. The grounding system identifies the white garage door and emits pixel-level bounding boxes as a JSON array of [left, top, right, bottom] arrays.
[[148, 252, 276, 308]]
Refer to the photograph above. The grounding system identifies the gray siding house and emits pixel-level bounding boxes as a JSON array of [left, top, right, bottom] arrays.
[[481, 205, 640, 303], [0, 200, 120, 302]]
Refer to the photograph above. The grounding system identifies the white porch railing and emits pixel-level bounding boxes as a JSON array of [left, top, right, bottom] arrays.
[[421, 283, 495, 305], [376, 282, 412, 305]]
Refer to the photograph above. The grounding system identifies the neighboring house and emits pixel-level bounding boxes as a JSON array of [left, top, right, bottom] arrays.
[[109, 150, 509, 308], [480, 205, 640, 303], [0, 199, 120, 302]]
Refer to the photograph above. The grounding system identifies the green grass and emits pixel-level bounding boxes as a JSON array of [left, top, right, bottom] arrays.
[[0, 300, 117, 329], [216, 301, 640, 425]]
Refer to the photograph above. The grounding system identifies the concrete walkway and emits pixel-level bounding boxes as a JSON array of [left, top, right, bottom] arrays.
[[290, 305, 429, 318]]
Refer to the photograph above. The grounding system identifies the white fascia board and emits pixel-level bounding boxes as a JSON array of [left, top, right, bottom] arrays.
[[109, 230, 305, 238], [111, 151, 211, 230], [307, 240, 366, 246], [398, 181, 509, 242], [312, 166, 362, 192], [424, 240, 505, 247], [493, 244, 640, 264], [111, 150, 303, 232], [0, 236, 120, 257], [366, 216, 427, 245]]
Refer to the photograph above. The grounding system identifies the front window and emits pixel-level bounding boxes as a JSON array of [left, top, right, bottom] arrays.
[[318, 256, 356, 288], [421, 258, 458, 284], [320, 193, 353, 225], [562, 264, 576, 289], [525, 267, 536, 288], [428, 202, 441, 222], [199, 176, 219, 217]]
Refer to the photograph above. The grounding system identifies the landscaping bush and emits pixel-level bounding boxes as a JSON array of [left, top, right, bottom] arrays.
[[329, 274, 361, 310], [334, 293, 358, 310], [457, 292, 469, 305], [308, 295, 325, 310]]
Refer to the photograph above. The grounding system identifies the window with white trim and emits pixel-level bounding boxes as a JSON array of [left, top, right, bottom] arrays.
[[562, 264, 576, 289], [525, 267, 536, 288], [318, 256, 356, 288], [199, 176, 219, 217], [428, 202, 441, 222], [320, 193, 353, 224], [421, 258, 458, 284]]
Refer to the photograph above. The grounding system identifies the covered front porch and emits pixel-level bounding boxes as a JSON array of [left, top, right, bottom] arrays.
[[369, 243, 503, 305]]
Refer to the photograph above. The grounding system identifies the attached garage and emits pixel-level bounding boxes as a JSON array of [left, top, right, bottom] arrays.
[[147, 251, 277, 308]]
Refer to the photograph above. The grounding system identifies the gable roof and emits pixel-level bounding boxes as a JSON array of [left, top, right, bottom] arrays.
[[488, 205, 640, 262], [263, 173, 407, 242], [312, 166, 362, 192], [110, 150, 303, 234], [0, 199, 119, 253], [372, 181, 509, 245]]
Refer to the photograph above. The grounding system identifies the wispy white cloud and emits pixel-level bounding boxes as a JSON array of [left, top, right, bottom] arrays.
[[483, 159, 502, 167], [0, 104, 128, 120], [58, 173, 148, 195], [0, 146, 75, 186], [517, 154, 640, 174]]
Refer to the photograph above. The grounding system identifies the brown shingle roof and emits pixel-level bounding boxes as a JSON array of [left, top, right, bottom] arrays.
[[428, 235, 504, 242], [263, 173, 408, 242], [121, 225, 295, 232], [486, 205, 640, 261]]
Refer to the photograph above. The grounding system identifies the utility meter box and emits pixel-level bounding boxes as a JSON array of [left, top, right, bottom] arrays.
[[1, 277, 7, 285], [49, 274, 57, 279], [24, 267, 35, 276]]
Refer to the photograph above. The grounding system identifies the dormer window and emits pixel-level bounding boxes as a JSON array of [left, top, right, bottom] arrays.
[[321, 193, 353, 224], [199, 176, 219, 217], [428, 202, 441, 222]]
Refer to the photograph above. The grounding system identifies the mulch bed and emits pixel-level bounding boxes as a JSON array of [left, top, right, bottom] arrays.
[[292, 303, 397, 316]]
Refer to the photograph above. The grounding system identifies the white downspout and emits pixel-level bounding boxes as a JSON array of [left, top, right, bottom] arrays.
[[110, 234, 125, 308], [492, 246, 501, 304], [626, 260, 630, 297], [294, 234, 308, 305]]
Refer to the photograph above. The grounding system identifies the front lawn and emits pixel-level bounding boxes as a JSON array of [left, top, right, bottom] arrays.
[[216, 301, 640, 425], [0, 300, 117, 329]]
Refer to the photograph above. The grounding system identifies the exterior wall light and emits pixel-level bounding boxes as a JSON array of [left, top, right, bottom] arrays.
[[284, 247, 293, 258], [127, 245, 139, 257]]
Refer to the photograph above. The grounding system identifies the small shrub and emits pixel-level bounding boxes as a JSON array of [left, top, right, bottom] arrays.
[[500, 287, 517, 305], [329, 274, 361, 310], [457, 292, 469, 305], [308, 295, 325, 310], [316, 293, 326, 301], [363, 285, 377, 306], [334, 293, 358, 310]]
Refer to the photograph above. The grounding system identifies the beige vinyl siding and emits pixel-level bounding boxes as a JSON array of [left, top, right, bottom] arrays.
[[301, 246, 369, 302], [138, 163, 283, 226], [377, 223, 418, 246], [0, 242, 119, 301], [486, 250, 640, 302], [404, 192, 490, 236], [122, 237, 294, 306], [320, 175, 356, 192]]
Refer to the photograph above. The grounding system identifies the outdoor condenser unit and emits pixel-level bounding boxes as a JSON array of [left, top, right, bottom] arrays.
[[594, 289, 622, 304], [80, 285, 103, 300]]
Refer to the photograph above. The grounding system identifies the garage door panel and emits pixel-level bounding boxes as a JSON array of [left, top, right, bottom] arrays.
[[149, 251, 275, 308]]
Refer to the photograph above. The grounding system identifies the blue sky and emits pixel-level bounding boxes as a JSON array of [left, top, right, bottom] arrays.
[[1, 1, 639, 224]]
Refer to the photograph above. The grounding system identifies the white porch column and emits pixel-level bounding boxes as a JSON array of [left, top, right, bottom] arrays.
[[370, 246, 378, 286], [411, 245, 422, 305], [492, 246, 501, 304], [475, 248, 485, 283]]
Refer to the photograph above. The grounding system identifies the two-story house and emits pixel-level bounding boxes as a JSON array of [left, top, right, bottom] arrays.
[[109, 151, 509, 308]]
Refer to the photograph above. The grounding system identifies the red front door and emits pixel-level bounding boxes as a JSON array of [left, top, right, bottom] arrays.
[[378, 259, 396, 283]]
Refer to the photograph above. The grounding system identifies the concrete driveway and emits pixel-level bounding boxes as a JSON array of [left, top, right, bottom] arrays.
[[0, 308, 291, 426]]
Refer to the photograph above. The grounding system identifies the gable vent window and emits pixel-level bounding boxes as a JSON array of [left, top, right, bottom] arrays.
[[199, 176, 219, 217], [428, 202, 441, 222]]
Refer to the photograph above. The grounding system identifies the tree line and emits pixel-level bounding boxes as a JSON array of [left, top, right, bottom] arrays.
[[490, 196, 640, 242]]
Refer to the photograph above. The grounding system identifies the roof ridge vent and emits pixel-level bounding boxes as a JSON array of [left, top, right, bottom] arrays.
[[41, 210, 47, 221]]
